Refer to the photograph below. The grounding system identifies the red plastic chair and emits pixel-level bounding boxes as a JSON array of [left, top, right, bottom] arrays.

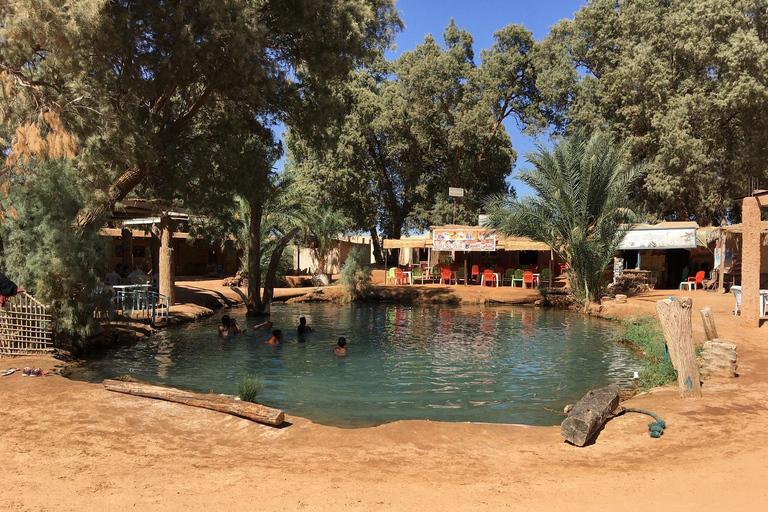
[[441, 267, 455, 285], [523, 270, 535, 289], [471, 265, 480, 283], [690, 270, 705, 290], [482, 269, 497, 287], [395, 268, 409, 285]]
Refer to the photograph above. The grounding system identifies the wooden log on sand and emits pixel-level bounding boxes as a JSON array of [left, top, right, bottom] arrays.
[[561, 384, 620, 446], [103, 379, 285, 426], [700, 339, 738, 378], [656, 297, 702, 398], [700, 307, 719, 341]]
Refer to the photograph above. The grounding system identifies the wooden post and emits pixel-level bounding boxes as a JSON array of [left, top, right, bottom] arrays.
[[717, 233, 725, 293], [656, 297, 702, 398], [463, 256, 467, 286], [159, 216, 176, 305], [700, 307, 718, 341], [121, 228, 134, 270], [560, 384, 620, 446]]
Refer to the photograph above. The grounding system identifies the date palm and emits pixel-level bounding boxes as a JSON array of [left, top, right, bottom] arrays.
[[485, 132, 645, 305]]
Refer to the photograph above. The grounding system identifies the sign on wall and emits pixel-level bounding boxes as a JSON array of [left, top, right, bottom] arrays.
[[618, 228, 697, 250], [433, 229, 496, 252]]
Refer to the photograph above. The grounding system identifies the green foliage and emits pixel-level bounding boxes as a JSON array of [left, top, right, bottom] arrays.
[[287, 20, 551, 241], [620, 317, 677, 390], [485, 132, 645, 305], [340, 246, 373, 301], [540, 0, 768, 223], [236, 375, 264, 403], [0, 160, 110, 336]]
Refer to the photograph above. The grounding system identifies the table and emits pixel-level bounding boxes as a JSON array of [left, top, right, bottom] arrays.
[[402, 271, 412, 285], [727, 285, 767, 316]]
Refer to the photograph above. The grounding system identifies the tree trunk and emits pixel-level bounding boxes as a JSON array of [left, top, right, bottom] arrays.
[[260, 227, 300, 314], [102, 379, 284, 426], [656, 297, 702, 398], [75, 162, 154, 227], [121, 228, 134, 270], [158, 216, 175, 305], [560, 384, 620, 446], [370, 227, 384, 266], [150, 228, 160, 277], [247, 201, 263, 315]]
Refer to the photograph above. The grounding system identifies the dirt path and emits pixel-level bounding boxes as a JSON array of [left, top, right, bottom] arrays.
[[2, 290, 768, 510]]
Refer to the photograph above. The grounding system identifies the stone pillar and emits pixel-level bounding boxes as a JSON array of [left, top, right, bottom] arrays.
[[159, 216, 176, 305], [741, 196, 761, 328], [121, 228, 134, 270]]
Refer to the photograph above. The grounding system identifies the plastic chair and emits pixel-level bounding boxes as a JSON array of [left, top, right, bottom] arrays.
[[441, 267, 455, 285], [387, 267, 396, 285], [471, 265, 480, 283], [503, 268, 515, 286], [523, 270, 535, 289], [457, 267, 466, 284], [540, 267, 552, 287], [691, 271, 705, 290], [431, 266, 442, 281], [731, 285, 742, 315], [394, 268, 409, 285], [482, 269, 497, 287], [512, 269, 524, 288], [412, 266, 424, 284]]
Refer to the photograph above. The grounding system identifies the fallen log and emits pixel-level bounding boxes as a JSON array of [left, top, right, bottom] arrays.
[[103, 379, 285, 426], [560, 384, 620, 446]]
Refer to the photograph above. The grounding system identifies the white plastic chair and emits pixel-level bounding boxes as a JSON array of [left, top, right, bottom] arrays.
[[731, 285, 742, 315]]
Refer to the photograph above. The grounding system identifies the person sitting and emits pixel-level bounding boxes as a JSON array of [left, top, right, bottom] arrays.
[[297, 316, 313, 335], [333, 337, 347, 357], [218, 315, 241, 337], [266, 329, 284, 345], [253, 320, 274, 331], [105, 265, 122, 286], [128, 267, 149, 284]]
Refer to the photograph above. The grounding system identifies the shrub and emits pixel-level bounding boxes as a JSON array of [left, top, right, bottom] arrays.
[[619, 317, 677, 390], [237, 375, 264, 402], [340, 246, 373, 301]]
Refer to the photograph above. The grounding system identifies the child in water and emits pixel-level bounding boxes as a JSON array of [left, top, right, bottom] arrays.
[[218, 315, 241, 337], [266, 329, 284, 345], [297, 317, 313, 335], [333, 337, 347, 357]]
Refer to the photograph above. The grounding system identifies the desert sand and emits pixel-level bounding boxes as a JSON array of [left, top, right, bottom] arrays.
[[2, 287, 767, 511]]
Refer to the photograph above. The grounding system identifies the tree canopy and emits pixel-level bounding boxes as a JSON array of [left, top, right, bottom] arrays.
[[540, 0, 768, 224], [287, 20, 551, 256]]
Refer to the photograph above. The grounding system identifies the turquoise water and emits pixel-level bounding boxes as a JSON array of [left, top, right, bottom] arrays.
[[70, 303, 641, 428]]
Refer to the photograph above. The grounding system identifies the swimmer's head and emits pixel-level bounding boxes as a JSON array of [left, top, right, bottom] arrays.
[[221, 315, 231, 327], [337, 337, 346, 348]]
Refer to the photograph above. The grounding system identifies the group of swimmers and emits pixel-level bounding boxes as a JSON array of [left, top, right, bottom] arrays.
[[217, 315, 346, 356]]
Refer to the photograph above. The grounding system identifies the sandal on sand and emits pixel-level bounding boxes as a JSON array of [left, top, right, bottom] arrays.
[[1, 368, 19, 376], [29, 368, 42, 377]]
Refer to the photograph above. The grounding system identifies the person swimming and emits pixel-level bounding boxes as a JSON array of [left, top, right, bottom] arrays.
[[266, 329, 284, 345], [333, 337, 347, 357], [253, 320, 274, 331], [297, 316, 313, 335], [218, 315, 241, 337]]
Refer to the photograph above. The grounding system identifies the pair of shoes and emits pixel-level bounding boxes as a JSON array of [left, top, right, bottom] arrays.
[[23, 367, 43, 377], [22, 367, 32, 376]]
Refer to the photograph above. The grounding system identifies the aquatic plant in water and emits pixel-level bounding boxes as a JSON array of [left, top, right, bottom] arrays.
[[237, 375, 264, 402]]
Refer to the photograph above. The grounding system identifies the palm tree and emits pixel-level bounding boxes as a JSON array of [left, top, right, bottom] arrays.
[[304, 205, 353, 284], [485, 132, 645, 305]]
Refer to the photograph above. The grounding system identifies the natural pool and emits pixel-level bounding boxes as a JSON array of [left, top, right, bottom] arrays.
[[69, 303, 641, 428]]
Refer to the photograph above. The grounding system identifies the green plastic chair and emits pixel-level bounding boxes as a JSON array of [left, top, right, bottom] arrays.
[[512, 269, 524, 288], [540, 267, 551, 287], [387, 267, 397, 285], [412, 266, 424, 284], [503, 268, 515, 286], [431, 266, 442, 281], [457, 267, 466, 284]]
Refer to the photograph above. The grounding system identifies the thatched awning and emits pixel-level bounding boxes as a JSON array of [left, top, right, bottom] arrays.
[[501, 237, 550, 251], [707, 222, 768, 245], [382, 237, 430, 249]]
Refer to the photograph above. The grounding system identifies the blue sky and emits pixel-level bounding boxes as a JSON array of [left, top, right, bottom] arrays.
[[277, 0, 586, 198]]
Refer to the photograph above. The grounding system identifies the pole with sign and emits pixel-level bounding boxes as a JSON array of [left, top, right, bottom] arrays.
[[449, 187, 464, 224]]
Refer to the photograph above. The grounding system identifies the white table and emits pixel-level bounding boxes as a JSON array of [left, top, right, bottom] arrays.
[[729, 286, 768, 316], [402, 271, 412, 285]]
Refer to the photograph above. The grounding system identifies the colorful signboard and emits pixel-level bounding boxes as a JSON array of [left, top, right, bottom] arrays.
[[432, 229, 496, 252]]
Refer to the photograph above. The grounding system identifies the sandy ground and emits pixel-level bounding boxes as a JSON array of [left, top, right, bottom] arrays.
[[2, 288, 768, 510]]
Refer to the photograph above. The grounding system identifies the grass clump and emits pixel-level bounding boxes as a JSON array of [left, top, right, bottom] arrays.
[[620, 317, 677, 390], [237, 375, 264, 402]]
